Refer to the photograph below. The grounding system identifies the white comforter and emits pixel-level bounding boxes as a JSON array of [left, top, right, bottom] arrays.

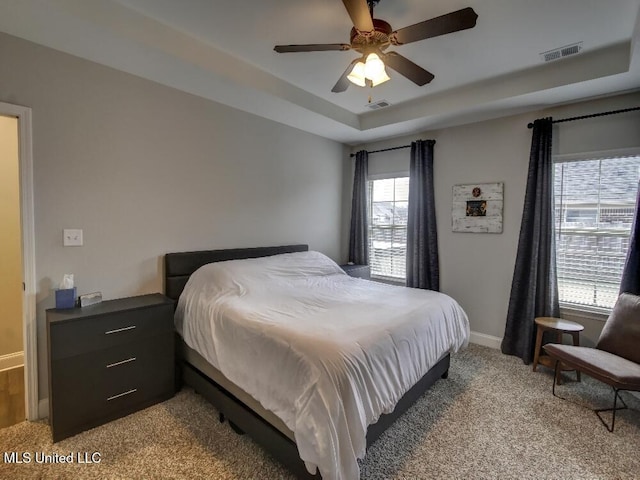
[[175, 251, 469, 480]]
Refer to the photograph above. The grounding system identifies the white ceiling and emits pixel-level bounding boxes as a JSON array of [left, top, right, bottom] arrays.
[[1, 0, 640, 145]]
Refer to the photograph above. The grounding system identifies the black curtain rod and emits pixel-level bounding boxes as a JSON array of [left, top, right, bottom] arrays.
[[527, 106, 640, 129], [349, 140, 436, 157]]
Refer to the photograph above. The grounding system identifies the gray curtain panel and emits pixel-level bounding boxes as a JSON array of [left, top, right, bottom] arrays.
[[501, 118, 560, 364], [348, 150, 369, 265], [620, 181, 640, 295], [406, 140, 439, 290]]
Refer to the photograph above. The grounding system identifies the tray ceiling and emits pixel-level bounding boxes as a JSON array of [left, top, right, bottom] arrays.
[[1, 0, 639, 144]]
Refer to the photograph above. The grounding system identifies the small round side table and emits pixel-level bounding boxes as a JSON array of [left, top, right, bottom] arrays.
[[532, 317, 584, 383]]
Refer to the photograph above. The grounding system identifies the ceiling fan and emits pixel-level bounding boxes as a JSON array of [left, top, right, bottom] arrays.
[[274, 0, 478, 92]]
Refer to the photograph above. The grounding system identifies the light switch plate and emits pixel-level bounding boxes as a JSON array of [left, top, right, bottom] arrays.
[[63, 229, 83, 247]]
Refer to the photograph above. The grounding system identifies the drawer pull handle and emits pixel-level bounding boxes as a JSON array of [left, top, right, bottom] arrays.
[[104, 325, 136, 335], [107, 389, 137, 401], [106, 357, 136, 368]]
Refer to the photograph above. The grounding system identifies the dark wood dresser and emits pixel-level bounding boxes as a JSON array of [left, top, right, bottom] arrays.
[[46, 293, 175, 442]]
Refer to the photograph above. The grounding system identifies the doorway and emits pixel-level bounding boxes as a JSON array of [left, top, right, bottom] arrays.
[[0, 114, 24, 427], [0, 103, 37, 423]]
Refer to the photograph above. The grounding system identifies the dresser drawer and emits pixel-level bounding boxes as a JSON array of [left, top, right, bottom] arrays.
[[49, 303, 174, 359], [47, 294, 176, 441], [50, 333, 174, 439]]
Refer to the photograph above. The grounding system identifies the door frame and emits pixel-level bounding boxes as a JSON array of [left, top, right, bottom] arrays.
[[1, 102, 37, 421]]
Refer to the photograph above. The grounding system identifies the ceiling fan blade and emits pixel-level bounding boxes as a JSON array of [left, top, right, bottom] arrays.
[[332, 59, 359, 93], [274, 44, 351, 53], [383, 52, 434, 86], [342, 0, 374, 32], [393, 7, 478, 45]]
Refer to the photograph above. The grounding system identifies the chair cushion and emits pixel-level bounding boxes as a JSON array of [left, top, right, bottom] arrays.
[[597, 293, 640, 364], [543, 344, 640, 391]]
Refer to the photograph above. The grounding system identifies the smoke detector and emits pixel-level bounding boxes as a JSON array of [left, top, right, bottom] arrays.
[[540, 42, 583, 62]]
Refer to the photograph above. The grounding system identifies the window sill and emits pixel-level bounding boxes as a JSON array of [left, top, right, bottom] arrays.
[[370, 275, 406, 286], [559, 304, 610, 323]]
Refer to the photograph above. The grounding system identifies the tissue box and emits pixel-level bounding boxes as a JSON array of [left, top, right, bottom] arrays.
[[55, 287, 77, 309]]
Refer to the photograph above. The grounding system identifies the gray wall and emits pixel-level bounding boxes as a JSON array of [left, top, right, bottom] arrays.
[[347, 92, 640, 348], [0, 32, 346, 403]]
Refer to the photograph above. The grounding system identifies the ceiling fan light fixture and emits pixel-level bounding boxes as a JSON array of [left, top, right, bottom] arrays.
[[347, 61, 366, 86], [364, 53, 385, 80], [370, 69, 390, 86], [274, 3, 478, 93]]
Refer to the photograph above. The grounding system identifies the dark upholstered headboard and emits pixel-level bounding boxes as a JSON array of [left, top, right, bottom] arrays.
[[164, 244, 309, 301]]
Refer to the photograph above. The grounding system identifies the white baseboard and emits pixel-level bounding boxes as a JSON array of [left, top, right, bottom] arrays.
[[0, 351, 24, 371], [469, 331, 502, 349], [38, 398, 49, 420]]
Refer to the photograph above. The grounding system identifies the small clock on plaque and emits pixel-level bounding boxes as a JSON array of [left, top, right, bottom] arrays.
[[472, 187, 482, 197]]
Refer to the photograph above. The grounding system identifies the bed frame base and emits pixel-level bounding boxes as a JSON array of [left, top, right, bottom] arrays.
[[180, 354, 450, 479], [182, 361, 321, 479], [165, 245, 452, 478], [367, 354, 449, 445]]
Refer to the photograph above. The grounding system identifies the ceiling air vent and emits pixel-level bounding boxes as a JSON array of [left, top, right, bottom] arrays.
[[366, 100, 391, 110], [540, 42, 583, 62]]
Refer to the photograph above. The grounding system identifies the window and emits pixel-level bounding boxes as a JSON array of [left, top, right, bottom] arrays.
[[554, 155, 639, 312], [368, 177, 409, 280]]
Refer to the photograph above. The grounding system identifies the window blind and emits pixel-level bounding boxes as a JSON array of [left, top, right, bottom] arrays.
[[554, 156, 640, 310], [368, 177, 409, 279]]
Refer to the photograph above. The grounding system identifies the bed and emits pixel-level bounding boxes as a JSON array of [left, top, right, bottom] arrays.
[[165, 244, 469, 480]]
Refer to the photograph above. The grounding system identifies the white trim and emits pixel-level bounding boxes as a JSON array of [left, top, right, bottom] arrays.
[[469, 331, 502, 349], [0, 351, 24, 371], [0, 102, 38, 421], [370, 275, 405, 286], [368, 171, 409, 181], [39, 398, 49, 420], [554, 147, 640, 163], [560, 305, 609, 323]]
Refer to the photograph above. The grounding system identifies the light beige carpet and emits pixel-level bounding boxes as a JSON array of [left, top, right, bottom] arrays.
[[1, 344, 638, 479]]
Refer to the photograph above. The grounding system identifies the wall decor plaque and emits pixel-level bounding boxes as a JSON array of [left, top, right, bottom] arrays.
[[452, 182, 503, 233]]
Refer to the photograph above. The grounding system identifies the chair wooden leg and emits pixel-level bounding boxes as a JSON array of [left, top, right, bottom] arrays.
[[532, 326, 544, 372]]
